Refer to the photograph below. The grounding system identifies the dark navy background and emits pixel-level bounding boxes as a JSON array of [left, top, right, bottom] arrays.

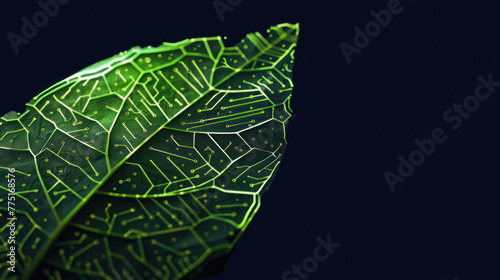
[[2, 1, 500, 279]]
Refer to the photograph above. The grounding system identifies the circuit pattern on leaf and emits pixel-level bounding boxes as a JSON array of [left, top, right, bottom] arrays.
[[0, 22, 299, 280]]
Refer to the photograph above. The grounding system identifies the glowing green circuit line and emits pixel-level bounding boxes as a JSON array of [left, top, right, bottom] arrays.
[[0, 129, 24, 141], [149, 147, 197, 162], [0, 186, 38, 211], [149, 160, 172, 182], [169, 135, 194, 149], [65, 241, 98, 269], [227, 120, 254, 127], [47, 171, 84, 200], [191, 60, 210, 86], [53, 234, 87, 247], [45, 149, 100, 183], [127, 245, 162, 277], [198, 92, 228, 112], [204, 92, 222, 106], [0, 167, 31, 177], [246, 175, 269, 180], [216, 203, 248, 208], [185, 112, 264, 130], [221, 98, 268, 110]]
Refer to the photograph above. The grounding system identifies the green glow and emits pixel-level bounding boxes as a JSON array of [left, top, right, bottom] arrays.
[[0, 22, 299, 280]]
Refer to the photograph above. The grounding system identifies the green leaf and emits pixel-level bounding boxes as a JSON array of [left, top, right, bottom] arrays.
[[0, 22, 299, 280]]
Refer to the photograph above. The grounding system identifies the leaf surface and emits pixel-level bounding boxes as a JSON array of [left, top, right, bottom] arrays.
[[0, 22, 299, 280]]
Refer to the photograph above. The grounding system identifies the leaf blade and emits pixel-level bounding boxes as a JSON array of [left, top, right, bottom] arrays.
[[0, 22, 299, 280]]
